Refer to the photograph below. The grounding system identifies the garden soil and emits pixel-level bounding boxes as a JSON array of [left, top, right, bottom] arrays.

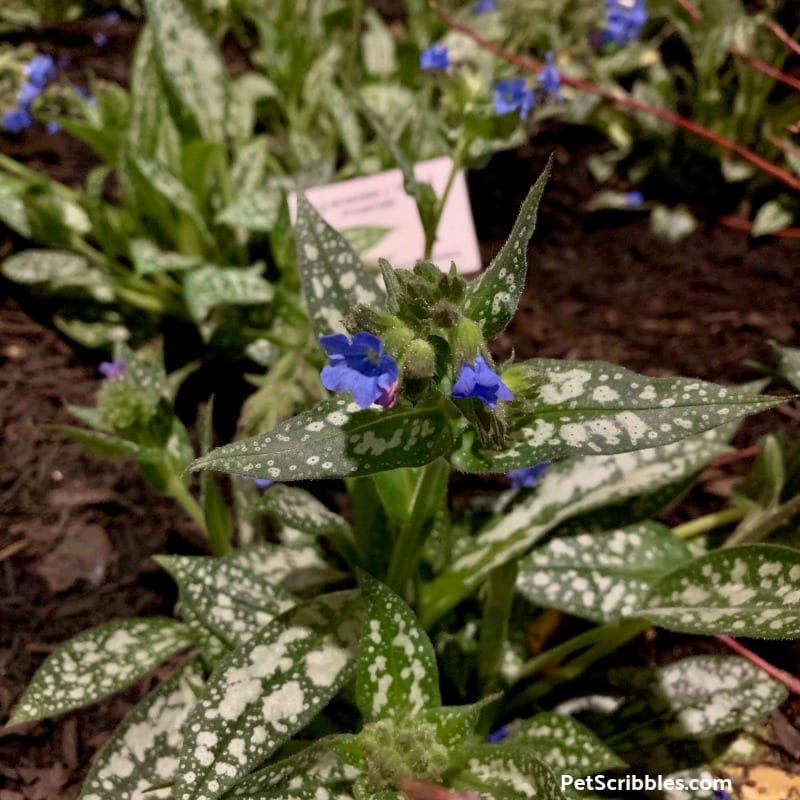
[[2, 13, 800, 800]]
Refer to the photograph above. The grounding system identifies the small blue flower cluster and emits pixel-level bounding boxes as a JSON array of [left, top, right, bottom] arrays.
[[603, 0, 648, 45], [420, 44, 450, 72], [507, 460, 553, 489], [2, 54, 56, 134], [493, 51, 562, 120], [318, 333, 514, 411]]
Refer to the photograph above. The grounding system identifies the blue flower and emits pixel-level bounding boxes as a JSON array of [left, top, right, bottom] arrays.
[[538, 51, 563, 98], [250, 477, 274, 489], [420, 44, 450, 71], [93, 32, 109, 47], [473, 0, 498, 12], [452, 356, 513, 408], [507, 460, 553, 489], [45, 120, 61, 135], [493, 78, 536, 119], [487, 726, 509, 742], [2, 106, 34, 133], [712, 791, 731, 800], [625, 190, 644, 207], [18, 81, 42, 106], [320, 331, 399, 410], [603, 0, 648, 45], [99, 359, 126, 379], [26, 55, 56, 88]]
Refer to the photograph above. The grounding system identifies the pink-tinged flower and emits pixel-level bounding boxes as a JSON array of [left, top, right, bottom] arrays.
[[452, 356, 513, 408], [320, 332, 399, 409]]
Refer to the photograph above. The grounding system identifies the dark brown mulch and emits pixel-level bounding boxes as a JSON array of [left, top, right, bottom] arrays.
[[1, 14, 800, 800]]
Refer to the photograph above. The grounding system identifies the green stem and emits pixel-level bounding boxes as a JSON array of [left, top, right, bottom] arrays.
[[385, 458, 450, 596], [423, 132, 471, 260], [724, 492, 800, 546], [164, 470, 207, 536], [671, 506, 748, 539], [477, 559, 518, 695]]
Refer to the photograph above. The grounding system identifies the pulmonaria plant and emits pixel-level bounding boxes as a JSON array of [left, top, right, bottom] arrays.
[[11, 166, 799, 800]]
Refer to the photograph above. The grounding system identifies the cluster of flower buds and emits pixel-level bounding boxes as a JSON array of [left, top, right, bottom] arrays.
[[2, 55, 56, 134]]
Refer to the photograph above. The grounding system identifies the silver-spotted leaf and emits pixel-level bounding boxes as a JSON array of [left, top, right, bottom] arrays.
[[294, 194, 383, 338], [463, 160, 550, 339], [453, 745, 566, 800], [226, 743, 359, 798], [215, 186, 283, 232], [771, 341, 800, 392], [420, 431, 730, 626], [603, 655, 787, 750], [183, 265, 274, 322], [356, 572, 440, 721], [78, 656, 204, 800], [507, 712, 626, 777], [155, 555, 295, 648], [175, 592, 361, 800], [516, 521, 692, 623], [130, 239, 202, 275], [638, 544, 800, 638], [190, 397, 454, 481], [180, 602, 229, 664], [254, 485, 353, 542], [454, 360, 783, 471], [10, 618, 193, 724], [1, 249, 91, 285], [143, 0, 228, 141]]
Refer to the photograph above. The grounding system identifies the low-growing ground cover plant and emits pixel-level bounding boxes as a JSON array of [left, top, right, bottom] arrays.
[[10, 167, 800, 800]]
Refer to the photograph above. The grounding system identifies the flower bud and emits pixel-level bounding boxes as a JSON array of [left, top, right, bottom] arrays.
[[401, 338, 436, 379], [449, 317, 484, 363]]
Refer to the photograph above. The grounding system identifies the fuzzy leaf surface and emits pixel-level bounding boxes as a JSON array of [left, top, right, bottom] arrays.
[[506, 712, 626, 777], [463, 160, 550, 339], [637, 544, 800, 638], [144, 0, 228, 140], [516, 521, 692, 623], [356, 572, 440, 721], [295, 194, 383, 338], [420, 432, 730, 626], [454, 360, 782, 471], [156, 555, 295, 648], [453, 745, 565, 800], [78, 656, 203, 800], [191, 397, 454, 481], [602, 655, 787, 750], [254, 485, 353, 542], [175, 592, 361, 800], [11, 619, 192, 724]]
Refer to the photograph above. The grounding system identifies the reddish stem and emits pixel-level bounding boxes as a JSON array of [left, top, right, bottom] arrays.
[[709, 445, 759, 467], [431, 3, 800, 194], [675, 0, 702, 20], [764, 18, 800, 58], [715, 635, 800, 695], [730, 47, 800, 92]]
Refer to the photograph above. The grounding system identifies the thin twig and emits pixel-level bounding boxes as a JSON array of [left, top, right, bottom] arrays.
[[715, 635, 800, 694], [675, 0, 702, 21], [431, 2, 800, 193], [719, 215, 800, 238], [730, 47, 800, 92], [764, 18, 800, 57], [709, 445, 759, 467]]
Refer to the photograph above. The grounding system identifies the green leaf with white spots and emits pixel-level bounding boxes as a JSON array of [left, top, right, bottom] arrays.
[[226, 543, 345, 595], [420, 697, 497, 750], [636, 544, 800, 638], [78, 656, 204, 800], [183, 265, 275, 322], [144, 0, 228, 141], [341, 225, 393, 255], [180, 602, 229, 665], [215, 186, 283, 232], [323, 81, 363, 164], [2, 249, 95, 287], [295, 194, 384, 337], [454, 360, 783, 472], [10, 619, 193, 724], [155, 555, 295, 649], [226, 743, 359, 798], [420, 431, 731, 627], [175, 592, 361, 800], [453, 745, 566, 800], [130, 239, 202, 275], [463, 160, 550, 339], [253, 485, 358, 565], [506, 712, 626, 777], [601, 655, 788, 750], [190, 396, 455, 482], [0, 179, 31, 237], [356, 572, 440, 722], [516, 522, 693, 624]]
